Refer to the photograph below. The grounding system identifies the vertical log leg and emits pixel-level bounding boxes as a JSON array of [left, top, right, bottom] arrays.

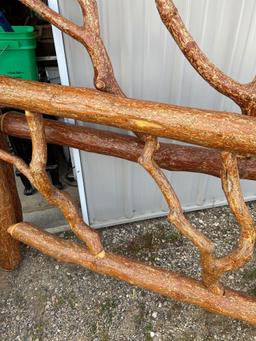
[[0, 133, 22, 270]]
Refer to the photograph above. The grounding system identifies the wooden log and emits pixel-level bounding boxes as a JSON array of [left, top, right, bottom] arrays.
[[1, 76, 256, 155], [8, 222, 256, 325], [0, 134, 21, 270], [155, 0, 256, 116], [2, 112, 256, 181]]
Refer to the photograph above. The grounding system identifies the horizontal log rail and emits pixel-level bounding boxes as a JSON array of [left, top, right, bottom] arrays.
[[0, 0, 255, 326], [2, 112, 256, 181], [1, 76, 256, 156], [8, 222, 256, 326]]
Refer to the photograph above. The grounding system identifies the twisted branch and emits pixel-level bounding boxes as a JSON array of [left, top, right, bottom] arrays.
[[0, 111, 104, 256], [217, 153, 256, 270], [19, 0, 123, 95], [5, 0, 254, 322], [26, 110, 104, 256], [154, 0, 256, 291], [155, 0, 256, 116], [139, 137, 256, 294]]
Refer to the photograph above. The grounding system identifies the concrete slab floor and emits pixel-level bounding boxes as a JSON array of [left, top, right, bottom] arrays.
[[16, 173, 79, 231]]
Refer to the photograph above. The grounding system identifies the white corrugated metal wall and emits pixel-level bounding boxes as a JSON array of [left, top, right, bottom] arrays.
[[58, 0, 256, 227]]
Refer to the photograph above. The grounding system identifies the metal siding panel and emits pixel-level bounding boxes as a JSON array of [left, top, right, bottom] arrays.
[[58, 0, 256, 227]]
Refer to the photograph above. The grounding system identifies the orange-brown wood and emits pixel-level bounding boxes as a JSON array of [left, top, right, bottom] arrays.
[[2, 112, 256, 181], [0, 76, 256, 156], [8, 222, 256, 326], [155, 0, 256, 116], [0, 134, 21, 270], [0, 0, 254, 325]]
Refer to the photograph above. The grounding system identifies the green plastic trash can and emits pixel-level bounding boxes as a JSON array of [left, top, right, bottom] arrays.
[[0, 26, 38, 81]]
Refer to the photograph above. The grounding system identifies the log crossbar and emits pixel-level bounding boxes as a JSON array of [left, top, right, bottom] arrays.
[[0, 0, 255, 325], [0, 76, 256, 156], [2, 112, 256, 181]]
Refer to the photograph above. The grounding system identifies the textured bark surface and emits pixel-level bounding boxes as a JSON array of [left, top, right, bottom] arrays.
[[139, 137, 255, 295], [18, 111, 103, 256], [19, 0, 123, 96], [0, 134, 21, 270], [0, 0, 254, 325], [155, 0, 256, 116], [1, 76, 256, 155], [8, 222, 256, 326], [2, 112, 256, 181]]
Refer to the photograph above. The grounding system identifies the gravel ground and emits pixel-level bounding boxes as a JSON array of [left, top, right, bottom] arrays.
[[1, 204, 256, 341]]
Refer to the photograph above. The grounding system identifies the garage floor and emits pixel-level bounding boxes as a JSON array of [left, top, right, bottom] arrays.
[[16, 171, 79, 232]]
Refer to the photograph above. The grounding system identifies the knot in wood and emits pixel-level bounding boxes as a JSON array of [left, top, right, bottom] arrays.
[[95, 80, 106, 90]]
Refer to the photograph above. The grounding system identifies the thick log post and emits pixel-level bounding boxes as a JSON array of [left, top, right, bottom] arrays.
[[0, 133, 22, 270]]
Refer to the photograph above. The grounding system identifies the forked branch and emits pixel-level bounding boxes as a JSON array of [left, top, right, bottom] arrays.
[[8, 222, 256, 325], [138, 136, 220, 292], [201, 152, 256, 291], [0, 111, 104, 256], [19, 0, 123, 95], [139, 137, 256, 294], [155, 0, 256, 115]]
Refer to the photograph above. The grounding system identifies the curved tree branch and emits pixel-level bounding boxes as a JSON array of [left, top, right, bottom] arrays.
[[0, 111, 104, 257], [0, 149, 32, 181], [19, 0, 123, 95], [219, 152, 256, 271], [155, 0, 256, 115], [138, 136, 222, 292], [20, 0, 83, 41], [138, 136, 214, 251], [139, 136, 256, 295], [201, 152, 256, 291], [25, 111, 104, 256]]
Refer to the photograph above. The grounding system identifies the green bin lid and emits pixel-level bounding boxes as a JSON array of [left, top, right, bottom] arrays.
[[0, 26, 36, 40]]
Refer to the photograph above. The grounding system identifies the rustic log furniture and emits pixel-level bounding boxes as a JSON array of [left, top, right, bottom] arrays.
[[0, 0, 255, 325]]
